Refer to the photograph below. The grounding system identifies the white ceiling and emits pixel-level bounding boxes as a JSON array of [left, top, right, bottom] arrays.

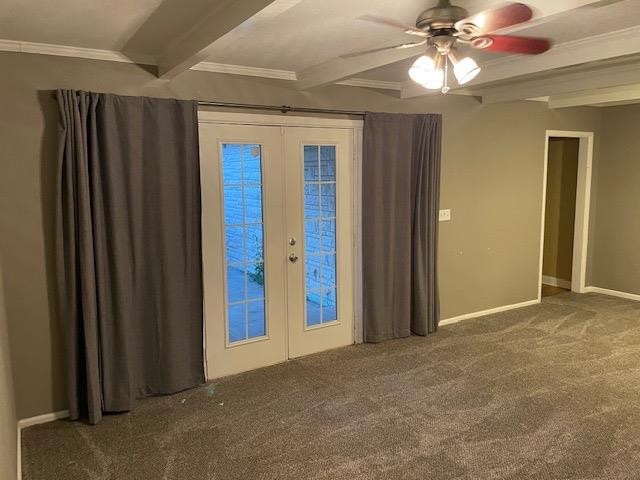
[[2, 0, 640, 106]]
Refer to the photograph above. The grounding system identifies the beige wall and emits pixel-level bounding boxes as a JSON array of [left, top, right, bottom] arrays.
[[0, 51, 603, 419], [0, 255, 18, 480], [543, 138, 579, 281], [589, 104, 640, 294]]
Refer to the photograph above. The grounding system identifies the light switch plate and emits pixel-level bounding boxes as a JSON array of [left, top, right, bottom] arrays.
[[439, 209, 451, 222]]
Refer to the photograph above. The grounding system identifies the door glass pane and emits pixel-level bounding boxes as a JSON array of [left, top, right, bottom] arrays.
[[223, 185, 242, 225], [304, 145, 319, 181], [303, 145, 338, 326], [247, 300, 266, 337], [321, 184, 336, 216], [228, 304, 246, 343], [222, 143, 266, 343], [306, 297, 322, 326], [320, 146, 336, 181], [322, 288, 337, 322], [304, 184, 320, 217]]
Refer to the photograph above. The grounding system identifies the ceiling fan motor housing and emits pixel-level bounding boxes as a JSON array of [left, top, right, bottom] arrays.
[[415, 0, 469, 31]]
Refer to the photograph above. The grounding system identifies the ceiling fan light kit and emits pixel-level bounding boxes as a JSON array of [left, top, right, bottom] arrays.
[[358, 1, 551, 94], [409, 54, 447, 90], [410, 47, 481, 92], [451, 55, 481, 85]]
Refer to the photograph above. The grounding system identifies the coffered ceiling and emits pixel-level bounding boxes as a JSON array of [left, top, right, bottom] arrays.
[[2, 0, 640, 107]]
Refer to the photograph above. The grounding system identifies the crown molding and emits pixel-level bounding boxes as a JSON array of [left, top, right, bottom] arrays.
[[191, 61, 297, 80], [0, 39, 20, 52], [0, 38, 155, 65], [0, 38, 402, 91]]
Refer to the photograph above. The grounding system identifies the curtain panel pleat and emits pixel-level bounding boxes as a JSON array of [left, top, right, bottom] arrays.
[[362, 112, 442, 343], [55, 90, 204, 424]]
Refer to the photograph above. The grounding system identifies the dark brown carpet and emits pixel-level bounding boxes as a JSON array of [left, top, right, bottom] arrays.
[[22, 293, 640, 479]]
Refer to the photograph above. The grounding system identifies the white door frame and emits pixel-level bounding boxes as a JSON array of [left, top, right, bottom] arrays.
[[538, 130, 594, 299], [198, 111, 364, 379]]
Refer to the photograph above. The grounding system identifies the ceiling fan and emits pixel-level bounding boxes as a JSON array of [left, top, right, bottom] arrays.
[[353, 0, 552, 93]]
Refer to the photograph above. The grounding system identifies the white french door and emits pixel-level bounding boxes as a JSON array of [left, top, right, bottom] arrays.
[[283, 127, 354, 358], [199, 115, 356, 379]]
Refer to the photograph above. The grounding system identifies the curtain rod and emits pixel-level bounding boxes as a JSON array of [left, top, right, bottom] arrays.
[[197, 100, 366, 116], [51, 93, 366, 116]]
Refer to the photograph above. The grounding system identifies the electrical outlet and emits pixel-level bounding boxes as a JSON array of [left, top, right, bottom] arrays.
[[439, 209, 451, 222]]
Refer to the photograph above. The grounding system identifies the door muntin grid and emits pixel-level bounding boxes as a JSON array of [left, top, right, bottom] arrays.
[[303, 145, 338, 328], [221, 143, 267, 344]]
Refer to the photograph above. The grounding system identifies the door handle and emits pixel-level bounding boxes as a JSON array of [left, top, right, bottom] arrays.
[[288, 253, 299, 263]]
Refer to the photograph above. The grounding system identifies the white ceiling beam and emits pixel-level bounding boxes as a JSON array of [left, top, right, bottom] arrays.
[[478, 60, 640, 104], [335, 78, 403, 91], [399, 87, 475, 99], [548, 84, 640, 109], [295, 47, 424, 91], [401, 82, 479, 99], [156, 0, 278, 79]]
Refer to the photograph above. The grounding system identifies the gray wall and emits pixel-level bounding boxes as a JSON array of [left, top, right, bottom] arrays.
[[0, 255, 17, 480], [543, 138, 579, 282], [0, 51, 604, 419], [590, 103, 640, 294]]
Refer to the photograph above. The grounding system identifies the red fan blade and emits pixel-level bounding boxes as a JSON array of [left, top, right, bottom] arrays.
[[456, 3, 533, 35], [471, 35, 551, 54]]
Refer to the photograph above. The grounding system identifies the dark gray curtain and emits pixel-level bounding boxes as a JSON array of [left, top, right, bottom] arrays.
[[56, 90, 204, 424], [362, 112, 442, 343]]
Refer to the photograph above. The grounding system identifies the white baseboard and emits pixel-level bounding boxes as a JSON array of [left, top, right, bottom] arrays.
[[584, 286, 640, 302], [542, 275, 572, 289], [17, 410, 69, 479], [17, 410, 69, 430], [439, 299, 540, 327]]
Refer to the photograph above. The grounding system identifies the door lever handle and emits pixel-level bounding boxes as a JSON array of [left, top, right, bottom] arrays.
[[288, 253, 299, 263]]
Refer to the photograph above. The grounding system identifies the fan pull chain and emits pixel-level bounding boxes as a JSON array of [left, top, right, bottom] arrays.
[[442, 54, 450, 94]]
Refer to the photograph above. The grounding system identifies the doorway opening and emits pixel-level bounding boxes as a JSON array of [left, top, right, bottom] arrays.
[[542, 137, 579, 297], [539, 130, 594, 300]]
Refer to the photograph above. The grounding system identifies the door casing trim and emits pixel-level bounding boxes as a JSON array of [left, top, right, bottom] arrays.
[[199, 111, 362, 129], [539, 130, 594, 299]]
